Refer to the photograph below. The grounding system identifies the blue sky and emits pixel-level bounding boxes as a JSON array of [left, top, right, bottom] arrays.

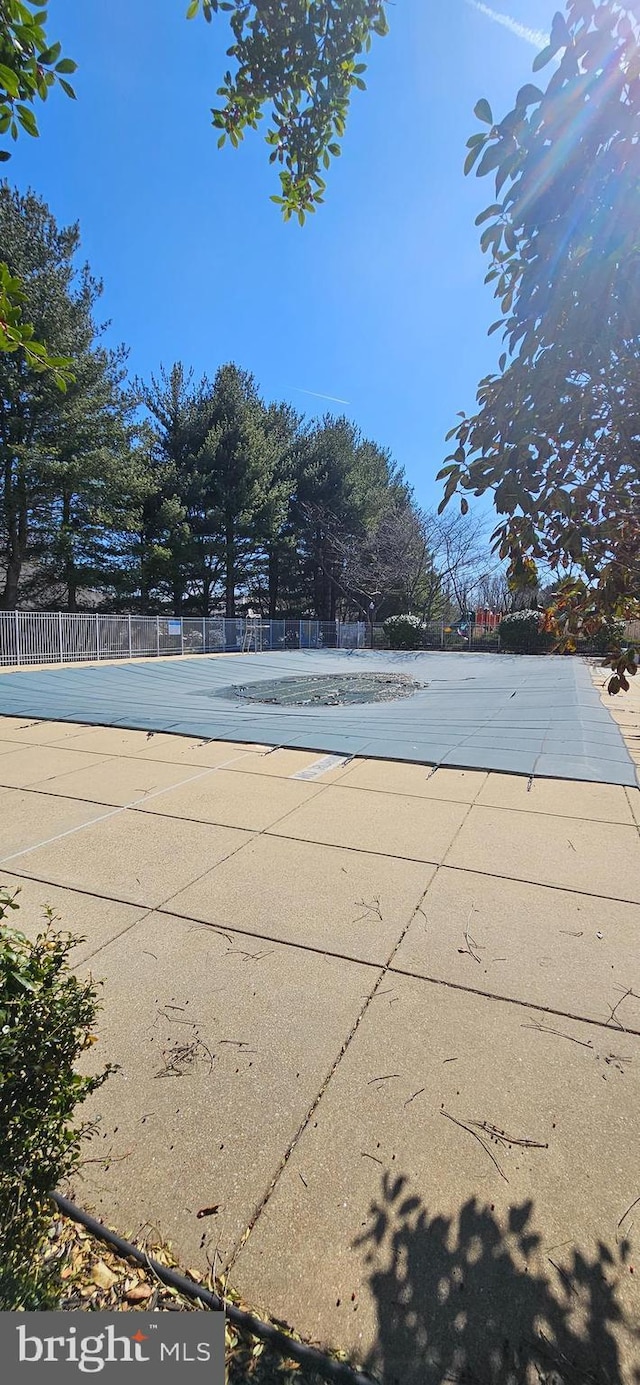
[[8, 0, 558, 509]]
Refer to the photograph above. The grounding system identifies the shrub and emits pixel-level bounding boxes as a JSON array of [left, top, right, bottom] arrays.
[[383, 613, 424, 650], [0, 887, 113, 1308], [590, 619, 627, 655], [498, 609, 555, 654]]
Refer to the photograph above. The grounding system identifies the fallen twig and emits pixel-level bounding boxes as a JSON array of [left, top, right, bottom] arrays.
[[353, 897, 383, 924], [458, 907, 482, 964], [548, 1258, 578, 1298], [605, 988, 633, 1031], [440, 1109, 508, 1182], [469, 1119, 548, 1151], [617, 1193, 640, 1233], [522, 1020, 594, 1050]]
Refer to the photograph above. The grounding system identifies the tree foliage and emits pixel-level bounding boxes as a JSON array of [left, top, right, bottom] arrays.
[[187, 0, 389, 221], [0, 2, 77, 384], [0, 187, 134, 610], [0, 191, 500, 621], [440, 0, 640, 689]]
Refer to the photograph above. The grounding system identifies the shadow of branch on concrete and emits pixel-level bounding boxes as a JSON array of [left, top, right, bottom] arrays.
[[355, 1170, 640, 1385]]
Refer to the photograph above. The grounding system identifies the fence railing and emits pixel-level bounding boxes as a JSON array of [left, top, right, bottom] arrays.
[[6, 610, 632, 670], [0, 613, 369, 668]]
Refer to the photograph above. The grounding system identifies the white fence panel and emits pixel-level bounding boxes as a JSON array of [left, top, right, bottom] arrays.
[[338, 622, 366, 649], [0, 613, 369, 667], [60, 613, 98, 662]]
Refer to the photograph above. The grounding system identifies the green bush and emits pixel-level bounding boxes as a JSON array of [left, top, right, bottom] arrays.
[[498, 609, 555, 654], [383, 614, 424, 650], [0, 887, 113, 1308], [590, 619, 627, 655]]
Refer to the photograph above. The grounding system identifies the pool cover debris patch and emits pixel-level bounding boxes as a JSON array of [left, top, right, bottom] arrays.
[[215, 672, 425, 708]]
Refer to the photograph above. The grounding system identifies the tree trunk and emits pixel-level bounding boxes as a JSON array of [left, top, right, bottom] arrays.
[[225, 521, 236, 618], [1, 455, 20, 609], [329, 573, 337, 622], [139, 532, 149, 614], [62, 491, 78, 611], [268, 545, 279, 618], [1, 553, 20, 610], [1, 469, 26, 611]]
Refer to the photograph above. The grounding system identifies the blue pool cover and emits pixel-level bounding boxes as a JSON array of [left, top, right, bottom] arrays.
[[0, 650, 635, 786]]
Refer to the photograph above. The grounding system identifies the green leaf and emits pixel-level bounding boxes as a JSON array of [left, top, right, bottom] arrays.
[[532, 44, 554, 72], [475, 203, 503, 227], [464, 145, 484, 176], [474, 98, 493, 125], [59, 79, 76, 99], [16, 105, 39, 137], [515, 83, 543, 108], [0, 64, 20, 98], [186, 0, 200, 15], [476, 141, 504, 177], [0, 149, 10, 162], [37, 42, 62, 65], [54, 58, 78, 74]]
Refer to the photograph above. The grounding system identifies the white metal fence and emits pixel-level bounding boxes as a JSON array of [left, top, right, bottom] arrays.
[[0, 613, 368, 668], [2, 611, 634, 669]]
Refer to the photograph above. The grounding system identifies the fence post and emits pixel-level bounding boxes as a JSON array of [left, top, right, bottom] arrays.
[[95, 613, 100, 661], [202, 617, 206, 655], [14, 610, 21, 667], [180, 618, 184, 657], [440, 616, 445, 650], [299, 619, 303, 650], [156, 616, 160, 657], [128, 614, 132, 659], [58, 611, 63, 663], [468, 622, 473, 652]]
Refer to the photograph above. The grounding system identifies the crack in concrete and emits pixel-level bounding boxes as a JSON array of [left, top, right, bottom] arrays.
[[223, 780, 485, 1273]]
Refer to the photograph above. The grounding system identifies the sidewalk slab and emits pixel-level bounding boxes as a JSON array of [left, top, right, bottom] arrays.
[[162, 836, 435, 966], [0, 716, 89, 744], [0, 871, 147, 963], [0, 744, 107, 789], [268, 785, 469, 861], [392, 865, 640, 1028], [30, 757, 201, 807], [0, 787, 109, 864], [476, 773, 635, 823], [135, 768, 323, 832], [445, 805, 640, 901], [231, 973, 640, 1382], [223, 747, 352, 780], [76, 912, 378, 1270], [13, 807, 253, 907], [337, 761, 487, 802]]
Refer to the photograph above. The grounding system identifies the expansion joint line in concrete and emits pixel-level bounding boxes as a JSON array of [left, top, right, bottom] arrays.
[[0, 751, 254, 867], [224, 883, 434, 1276], [52, 758, 348, 970], [224, 787, 484, 1274]]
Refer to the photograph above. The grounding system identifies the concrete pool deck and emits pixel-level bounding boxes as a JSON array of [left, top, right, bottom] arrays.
[[1, 671, 640, 1380], [0, 649, 637, 786]]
